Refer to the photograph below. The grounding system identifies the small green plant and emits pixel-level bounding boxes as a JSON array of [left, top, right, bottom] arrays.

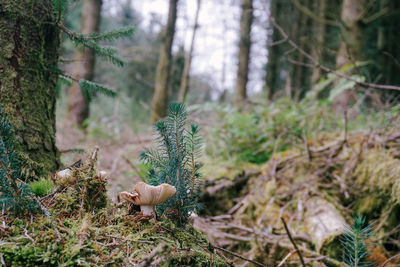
[[0, 106, 38, 213], [141, 103, 202, 225], [341, 216, 374, 267], [29, 179, 55, 197]]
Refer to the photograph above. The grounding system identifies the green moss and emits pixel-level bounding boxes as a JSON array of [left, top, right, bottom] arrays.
[[354, 195, 386, 216], [1, 210, 227, 266], [29, 178, 55, 197]]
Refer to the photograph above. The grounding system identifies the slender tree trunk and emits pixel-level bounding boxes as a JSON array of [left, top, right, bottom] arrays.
[[0, 0, 60, 180], [150, 0, 179, 123], [219, 0, 228, 103], [66, 0, 102, 127], [265, 0, 281, 100], [310, 0, 326, 84], [286, 2, 300, 99], [234, 0, 253, 107], [333, 0, 367, 111], [292, 0, 312, 100], [178, 0, 201, 102]]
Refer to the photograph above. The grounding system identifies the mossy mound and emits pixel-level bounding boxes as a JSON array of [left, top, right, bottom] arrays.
[[1, 211, 226, 266], [197, 131, 400, 266], [0, 150, 227, 266]]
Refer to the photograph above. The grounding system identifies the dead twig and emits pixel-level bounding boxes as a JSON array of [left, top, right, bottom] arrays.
[[281, 217, 306, 267], [278, 250, 296, 267], [302, 129, 311, 162], [381, 252, 400, 267], [24, 226, 35, 244], [212, 245, 268, 267]]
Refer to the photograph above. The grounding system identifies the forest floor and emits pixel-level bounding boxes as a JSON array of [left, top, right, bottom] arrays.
[[55, 101, 400, 266]]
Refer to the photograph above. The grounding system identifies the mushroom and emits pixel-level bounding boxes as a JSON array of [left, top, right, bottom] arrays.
[[119, 182, 176, 217]]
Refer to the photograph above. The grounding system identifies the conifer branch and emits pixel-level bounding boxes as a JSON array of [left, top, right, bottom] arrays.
[[79, 80, 118, 98], [0, 106, 38, 214], [60, 24, 126, 67], [340, 216, 374, 267]]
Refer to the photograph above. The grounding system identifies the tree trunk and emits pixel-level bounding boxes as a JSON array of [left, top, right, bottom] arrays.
[[66, 0, 102, 127], [333, 0, 367, 112], [150, 0, 178, 124], [292, 0, 312, 100], [265, 0, 282, 100], [0, 0, 60, 180], [178, 0, 201, 102], [310, 0, 326, 84], [234, 0, 253, 107]]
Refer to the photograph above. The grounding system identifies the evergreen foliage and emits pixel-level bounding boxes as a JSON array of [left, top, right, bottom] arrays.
[[79, 80, 118, 101], [0, 106, 38, 214], [51, 0, 134, 103], [341, 216, 374, 267], [141, 103, 202, 225]]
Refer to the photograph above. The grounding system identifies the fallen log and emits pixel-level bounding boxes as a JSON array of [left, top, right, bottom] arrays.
[[304, 197, 346, 257]]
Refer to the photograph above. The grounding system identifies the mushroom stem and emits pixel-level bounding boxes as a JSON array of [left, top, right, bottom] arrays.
[[140, 205, 155, 216]]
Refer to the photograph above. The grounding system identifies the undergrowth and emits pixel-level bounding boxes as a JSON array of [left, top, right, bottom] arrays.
[[193, 98, 399, 176], [0, 149, 225, 266]]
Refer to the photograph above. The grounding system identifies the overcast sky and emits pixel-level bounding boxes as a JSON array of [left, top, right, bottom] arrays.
[[104, 0, 270, 97]]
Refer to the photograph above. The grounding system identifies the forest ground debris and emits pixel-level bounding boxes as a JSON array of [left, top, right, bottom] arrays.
[[195, 128, 400, 266]]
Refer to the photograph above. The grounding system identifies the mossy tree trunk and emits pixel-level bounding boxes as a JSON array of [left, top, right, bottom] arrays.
[[150, 0, 178, 124], [234, 0, 253, 107], [66, 0, 102, 127], [0, 0, 60, 180]]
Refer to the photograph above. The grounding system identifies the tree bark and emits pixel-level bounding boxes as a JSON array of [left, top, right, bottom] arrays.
[[178, 0, 201, 102], [150, 0, 179, 124], [234, 0, 253, 107], [333, 0, 367, 111], [0, 0, 60, 180], [66, 0, 102, 127]]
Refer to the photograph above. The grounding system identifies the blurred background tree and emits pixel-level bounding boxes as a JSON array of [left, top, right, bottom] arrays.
[[66, 0, 103, 127]]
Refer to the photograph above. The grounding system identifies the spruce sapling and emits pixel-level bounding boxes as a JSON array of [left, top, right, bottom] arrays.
[[341, 215, 374, 267], [140, 102, 202, 225]]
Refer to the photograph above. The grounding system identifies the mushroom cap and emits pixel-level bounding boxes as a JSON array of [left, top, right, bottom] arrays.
[[120, 182, 176, 206]]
